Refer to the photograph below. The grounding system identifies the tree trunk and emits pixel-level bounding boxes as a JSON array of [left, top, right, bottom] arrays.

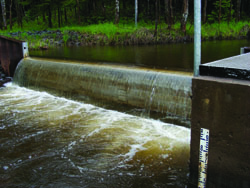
[[203, 0, 207, 23], [236, 0, 241, 22], [58, 7, 61, 27], [60, 9, 63, 26], [181, 0, 188, 33], [169, 0, 173, 28], [64, 8, 67, 24], [158, 0, 161, 24], [218, 0, 221, 23], [228, 0, 232, 23], [154, 0, 159, 38], [48, 4, 52, 28], [9, 0, 13, 30], [93, 0, 96, 14], [102, 1, 106, 20], [0, 12, 2, 30], [114, 0, 119, 24], [165, 0, 172, 29], [164, 0, 169, 24], [135, 0, 138, 27], [43, 12, 46, 22], [76, 0, 80, 24], [1, 0, 7, 30], [14, 0, 20, 27], [15, 0, 22, 28], [147, 0, 150, 17]]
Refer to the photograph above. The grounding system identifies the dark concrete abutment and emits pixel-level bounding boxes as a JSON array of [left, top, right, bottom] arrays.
[[189, 53, 250, 188]]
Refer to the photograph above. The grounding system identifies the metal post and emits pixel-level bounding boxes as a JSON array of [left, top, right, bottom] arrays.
[[22, 42, 29, 58], [240, 47, 245, 55], [194, 0, 201, 77]]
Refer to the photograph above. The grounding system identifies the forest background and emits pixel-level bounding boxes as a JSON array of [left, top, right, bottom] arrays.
[[0, 0, 250, 49]]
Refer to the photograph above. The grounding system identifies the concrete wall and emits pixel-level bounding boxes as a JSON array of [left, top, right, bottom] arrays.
[[189, 76, 250, 188], [14, 58, 192, 124]]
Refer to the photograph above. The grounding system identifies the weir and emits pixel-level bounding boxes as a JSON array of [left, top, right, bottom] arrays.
[[14, 57, 192, 125], [2, 35, 250, 187], [0, 37, 192, 188]]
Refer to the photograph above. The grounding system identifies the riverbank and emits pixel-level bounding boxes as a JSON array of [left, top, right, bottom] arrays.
[[1, 21, 250, 50]]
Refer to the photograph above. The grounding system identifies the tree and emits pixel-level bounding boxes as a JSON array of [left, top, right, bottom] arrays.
[[114, 0, 119, 24], [208, 0, 233, 23], [15, 0, 23, 28], [164, 0, 169, 25], [9, 0, 13, 30], [203, 0, 207, 23], [76, 0, 80, 24], [228, 0, 232, 22], [181, 0, 189, 33], [1, 0, 7, 29], [135, 0, 138, 27], [48, 3, 52, 28], [58, 6, 61, 27], [147, 0, 150, 16], [154, 0, 159, 37], [164, 0, 173, 29], [236, 0, 241, 22], [218, 0, 222, 23]]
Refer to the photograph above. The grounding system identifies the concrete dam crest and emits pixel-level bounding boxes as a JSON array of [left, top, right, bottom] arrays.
[[13, 57, 192, 126]]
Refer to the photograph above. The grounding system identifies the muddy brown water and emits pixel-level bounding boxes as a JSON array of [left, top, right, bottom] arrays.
[[1, 40, 249, 187], [0, 84, 190, 188]]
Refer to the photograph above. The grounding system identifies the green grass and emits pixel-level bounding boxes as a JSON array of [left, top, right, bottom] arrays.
[[202, 21, 250, 39], [60, 22, 146, 38], [0, 19, 249, 49]]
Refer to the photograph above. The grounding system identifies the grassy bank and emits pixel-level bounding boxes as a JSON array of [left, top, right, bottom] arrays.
[[1, 20, 249, 49]]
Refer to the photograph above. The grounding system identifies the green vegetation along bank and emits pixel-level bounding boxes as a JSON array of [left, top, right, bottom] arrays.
[[2, 21, 250, 50]]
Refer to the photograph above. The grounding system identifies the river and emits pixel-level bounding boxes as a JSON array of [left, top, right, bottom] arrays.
[[30, 40, 250, 71], [1, 40, 249, 187], [0, 83, 190, 188]]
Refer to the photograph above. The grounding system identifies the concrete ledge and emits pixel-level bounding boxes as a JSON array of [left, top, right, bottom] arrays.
[[190, 76, 250, 188], [14, 58, 192, 124], [200, 53, 250, 80]]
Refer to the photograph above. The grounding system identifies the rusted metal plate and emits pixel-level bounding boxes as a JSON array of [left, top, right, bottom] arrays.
[[0, 35, 25, 77]]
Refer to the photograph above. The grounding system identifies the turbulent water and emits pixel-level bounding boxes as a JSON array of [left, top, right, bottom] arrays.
[[0, 83, 190, 188]]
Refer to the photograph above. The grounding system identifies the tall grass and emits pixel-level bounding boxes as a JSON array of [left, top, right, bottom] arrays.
[[0, 19, 249, 49], [202, 21, 250, 39]]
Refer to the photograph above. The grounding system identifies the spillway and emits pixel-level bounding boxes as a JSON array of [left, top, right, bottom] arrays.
[[0, 57, 192, 187], [14, 57, 192, 125]]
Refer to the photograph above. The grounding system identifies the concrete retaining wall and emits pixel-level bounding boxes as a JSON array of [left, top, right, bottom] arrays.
[[189, 76, 250, 187]]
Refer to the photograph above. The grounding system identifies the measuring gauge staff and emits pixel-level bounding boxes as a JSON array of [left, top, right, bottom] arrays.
[[198, 128, 210, 188]]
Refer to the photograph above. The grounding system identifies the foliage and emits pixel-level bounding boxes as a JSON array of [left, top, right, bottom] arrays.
[[0, 0, 249, 49], [201, 21, 250, 39], [208, 0, 234, 23]]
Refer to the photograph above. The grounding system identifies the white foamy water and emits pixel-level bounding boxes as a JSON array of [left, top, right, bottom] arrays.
[[0, 83, 190, 188]]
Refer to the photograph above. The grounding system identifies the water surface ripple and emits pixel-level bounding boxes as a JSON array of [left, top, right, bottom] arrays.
[[0, 83, 190, 188]]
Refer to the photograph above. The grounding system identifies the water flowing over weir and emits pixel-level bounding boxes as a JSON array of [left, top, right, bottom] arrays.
[[0, 56, 192, 187], [13, 57, 192, 126], [0, 83, 190, 187]]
